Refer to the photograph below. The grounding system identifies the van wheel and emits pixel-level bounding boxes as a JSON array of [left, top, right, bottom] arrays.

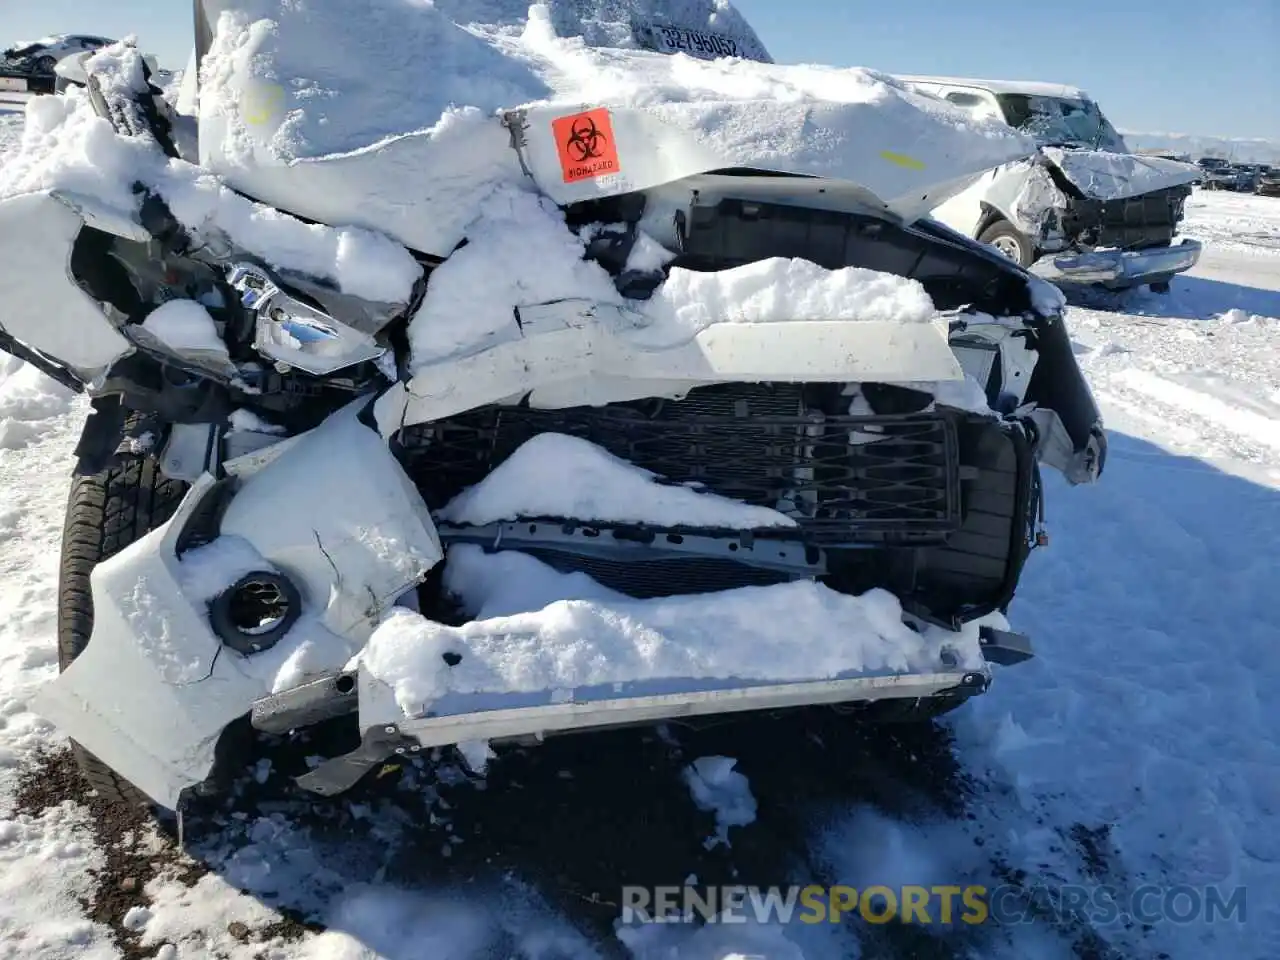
[[978, 219, 1034, 268], [57, 417, 189, 807]]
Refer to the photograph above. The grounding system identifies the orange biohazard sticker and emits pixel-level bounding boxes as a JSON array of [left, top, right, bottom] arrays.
[[552, 108, 620, 183]]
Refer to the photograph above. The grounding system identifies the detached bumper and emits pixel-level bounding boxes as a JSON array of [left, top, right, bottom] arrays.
[[1031, 240, 1202, 288]]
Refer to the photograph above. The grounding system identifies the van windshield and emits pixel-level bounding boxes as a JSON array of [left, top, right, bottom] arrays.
[[996, 94, 1127, 153]]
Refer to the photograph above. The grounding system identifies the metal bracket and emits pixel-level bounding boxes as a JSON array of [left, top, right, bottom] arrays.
[[293, 724, 421, 797], [978, 626, 1035, 666], [250, 671, 359, 735], [158, 421, 220, 482], [500, 109, 534, 179]]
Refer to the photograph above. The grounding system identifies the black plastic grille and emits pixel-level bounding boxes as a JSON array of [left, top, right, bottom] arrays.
[[400, 384, 961, 545], [522, 550, 795, 599], [1066, 184, 1191, 250]]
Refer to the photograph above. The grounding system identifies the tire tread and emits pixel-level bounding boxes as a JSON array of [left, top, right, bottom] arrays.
[[57, 422, 188, 807]]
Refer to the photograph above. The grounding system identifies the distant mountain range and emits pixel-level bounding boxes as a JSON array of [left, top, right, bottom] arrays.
[[1119, 131, 1280, 164]]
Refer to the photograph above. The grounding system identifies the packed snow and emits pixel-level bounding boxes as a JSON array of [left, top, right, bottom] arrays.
[[191, 0, 1033, 258], [406, 185, 627, 364], [681, 756, 758, 849], [0, 48, 422, 305], [175, 535, 274, 603], [359, 545, 985, 717], [0, 353, 75, 451], [226, 407, 286, 435], [139, 299, 230, 360], [406, 181, 939, 369], [1183, 188, 1280, 256], [632, 257, 936, 348], [437, 432, 797, 529]]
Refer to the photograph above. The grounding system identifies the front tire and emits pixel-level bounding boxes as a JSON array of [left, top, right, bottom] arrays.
[[57, 419, 189, 807], [977, 219, 1035, 268]]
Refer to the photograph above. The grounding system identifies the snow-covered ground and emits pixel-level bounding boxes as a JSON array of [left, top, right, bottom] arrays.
[[2, 106, 1279, 958]]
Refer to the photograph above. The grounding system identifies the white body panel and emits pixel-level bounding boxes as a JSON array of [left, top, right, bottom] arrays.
[[0, 74, 36, 106], [0, 192, 135, 380], [376, 300, 964, 433], [33, 402, 443, 808], [4, 34, 114, 64], [1040, 147, 1199, 201], [929, 160, 1063, 244]]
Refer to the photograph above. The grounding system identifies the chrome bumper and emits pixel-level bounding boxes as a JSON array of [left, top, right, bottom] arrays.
[[1031, 239, 1202, 288]]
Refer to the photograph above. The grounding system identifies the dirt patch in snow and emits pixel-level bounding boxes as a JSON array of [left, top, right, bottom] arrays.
[[12, 747, 313, 958], [14, 748, 191, 957], [1067, 822, 1122, 883]]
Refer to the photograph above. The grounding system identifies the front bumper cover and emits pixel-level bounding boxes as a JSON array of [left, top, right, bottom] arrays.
[[32, 399, 443, 809], [1031, 239, 1202, 288], [31, 392, 1030, 810]]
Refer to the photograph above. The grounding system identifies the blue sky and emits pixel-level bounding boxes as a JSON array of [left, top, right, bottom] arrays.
[[7, 0, 1278, 139]]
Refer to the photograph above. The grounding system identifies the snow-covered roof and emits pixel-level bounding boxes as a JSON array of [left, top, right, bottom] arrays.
[[897, 75, 1091, 101]]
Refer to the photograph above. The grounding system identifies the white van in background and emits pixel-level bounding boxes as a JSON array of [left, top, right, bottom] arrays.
[[900, 75, 1202, 292]]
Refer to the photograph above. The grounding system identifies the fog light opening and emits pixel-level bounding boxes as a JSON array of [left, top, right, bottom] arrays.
[[211, 571, 301, 655]]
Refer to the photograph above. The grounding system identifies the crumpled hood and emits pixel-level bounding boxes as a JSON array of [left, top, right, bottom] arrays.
[[194, 0, 1035, 256], [1041, 147, 1199, 201]]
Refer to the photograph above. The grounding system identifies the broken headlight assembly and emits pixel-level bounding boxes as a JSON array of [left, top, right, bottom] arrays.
[[226, 262, 387, 376]]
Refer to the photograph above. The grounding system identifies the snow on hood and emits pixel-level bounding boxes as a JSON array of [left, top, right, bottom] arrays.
[[1041, 147, 1199, 201], [194, 0, 1035, 257], [0, 47, 422, 305]]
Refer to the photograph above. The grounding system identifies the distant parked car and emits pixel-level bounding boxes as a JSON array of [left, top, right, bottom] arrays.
[[1257, 167, 1280, 198], [1198, 158, 1259, 193], [1233, 164, 1268, 192], [1197, 158, 1250, 191], [0, 33, 114, 98]]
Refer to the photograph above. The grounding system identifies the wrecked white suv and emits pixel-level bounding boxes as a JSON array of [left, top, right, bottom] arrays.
[[901, 76, 1202, 293], [2, 1, 1104, 812]]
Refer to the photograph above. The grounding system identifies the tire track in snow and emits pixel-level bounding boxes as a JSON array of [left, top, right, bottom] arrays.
[[1110, 368, 1280, 453]]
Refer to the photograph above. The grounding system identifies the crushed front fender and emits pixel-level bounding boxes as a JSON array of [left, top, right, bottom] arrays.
[[33, 398, 442, 809]]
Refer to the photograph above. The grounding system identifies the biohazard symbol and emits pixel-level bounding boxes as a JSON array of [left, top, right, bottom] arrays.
[[566, 114, 606, 162], [552, 108, 620, 184]]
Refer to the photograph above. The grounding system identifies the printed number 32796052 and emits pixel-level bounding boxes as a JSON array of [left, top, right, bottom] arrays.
[[653, 26, 739, 59]]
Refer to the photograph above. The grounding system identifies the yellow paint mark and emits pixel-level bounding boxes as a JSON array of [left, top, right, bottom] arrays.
[[880, 150, 926, 171], [241, 83, 284, 126], [376, 763, 402, 779]]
